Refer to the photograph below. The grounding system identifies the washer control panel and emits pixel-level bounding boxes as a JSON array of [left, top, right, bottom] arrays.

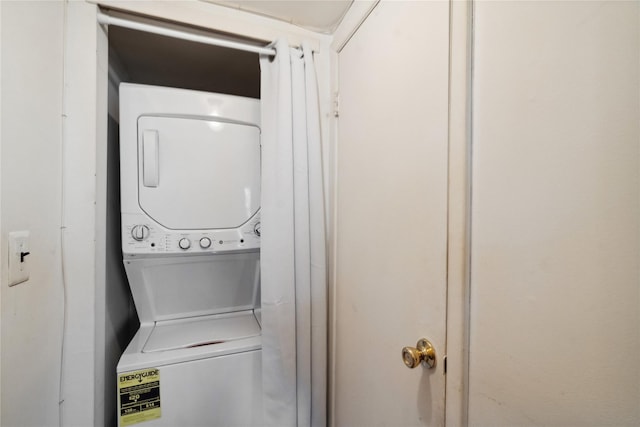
[[122, 212, 261, 255]]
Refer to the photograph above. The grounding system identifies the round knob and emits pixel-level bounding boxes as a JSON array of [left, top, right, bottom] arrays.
[[131, 225, 150, 241], [402, 338, 436, 369], [178, 238, 191, 250], [254, 222, 261, 237], [199, 237, 211, 249]]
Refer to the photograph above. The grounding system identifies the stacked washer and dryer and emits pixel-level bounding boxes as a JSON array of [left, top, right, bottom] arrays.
[[117, 83, 263, 426]]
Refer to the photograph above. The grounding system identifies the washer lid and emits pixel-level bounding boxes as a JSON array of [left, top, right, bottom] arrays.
[[142, 310, 261, 353], [137, 116, 260, 230]]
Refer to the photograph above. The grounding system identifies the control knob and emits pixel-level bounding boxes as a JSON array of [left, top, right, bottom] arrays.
[[178, 238, 191, 250], [131, 225, 150, 241], [200, 237, 212, 249], [254, 222, 261, 237]]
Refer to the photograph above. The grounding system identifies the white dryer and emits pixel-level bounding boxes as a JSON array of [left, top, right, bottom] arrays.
[[117, 83, 262, 427]]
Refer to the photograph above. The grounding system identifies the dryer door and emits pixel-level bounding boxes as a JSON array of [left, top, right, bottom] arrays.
[[137, 116, 260, 230]]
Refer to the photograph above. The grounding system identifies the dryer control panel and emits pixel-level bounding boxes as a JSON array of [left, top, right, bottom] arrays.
[[122, 213, 260, 255], [119, 84, 262, 258]]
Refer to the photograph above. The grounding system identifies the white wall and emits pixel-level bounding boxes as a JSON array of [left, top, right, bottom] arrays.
[[469, 1, 640, 424], [0, 2, 65, 426]]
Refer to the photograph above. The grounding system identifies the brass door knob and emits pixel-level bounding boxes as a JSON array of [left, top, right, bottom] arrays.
[[402, 338, 436, 369]]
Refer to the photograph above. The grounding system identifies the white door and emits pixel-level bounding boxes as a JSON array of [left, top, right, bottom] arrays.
[[469, 1, 640, 425], [333, 1, 450, 425], [136, 116, 261, 230]]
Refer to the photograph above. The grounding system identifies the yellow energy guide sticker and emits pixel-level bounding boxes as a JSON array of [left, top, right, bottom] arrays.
[[118, 368, 161, 426]]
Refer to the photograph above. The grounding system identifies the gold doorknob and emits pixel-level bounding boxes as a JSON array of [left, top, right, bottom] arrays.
[[402, 338, 436, 369]]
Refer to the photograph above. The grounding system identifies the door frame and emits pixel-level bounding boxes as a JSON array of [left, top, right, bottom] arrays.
[[63, 2, 333, 425]]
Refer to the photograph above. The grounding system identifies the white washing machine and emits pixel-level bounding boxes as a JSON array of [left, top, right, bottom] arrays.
[[117, 83, 262, 427]]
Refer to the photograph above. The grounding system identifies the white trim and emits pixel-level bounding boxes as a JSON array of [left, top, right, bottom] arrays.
[[444, 0, 473, 426], [91, 0, 327, 51], [97, 12, 276, 56], [93, 13, 109, 426], [330, 0, 379, 53], [61, 2, 102, 425], [326, 4, 381, 425], [0, 3, 3, 420], [327, 47, 339, 427]]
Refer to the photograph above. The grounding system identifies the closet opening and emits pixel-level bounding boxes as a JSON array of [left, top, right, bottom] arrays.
[[102, 10, 262, 426]]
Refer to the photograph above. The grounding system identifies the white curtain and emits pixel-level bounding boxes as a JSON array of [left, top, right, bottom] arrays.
[[259, 39, 327, 427]]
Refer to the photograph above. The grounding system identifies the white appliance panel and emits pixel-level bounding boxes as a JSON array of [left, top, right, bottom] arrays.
[[119, 83, 261, 256], [143, 311, 260, 353], [137, 116, 260, 230], [125, 252, 260, 323], [117, 350, 262, 427], [121, 213, 260, 256], [118, 84, 263, 427]]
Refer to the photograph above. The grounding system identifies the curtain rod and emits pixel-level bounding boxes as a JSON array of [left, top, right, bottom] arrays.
[[97, 12, 276, 56]]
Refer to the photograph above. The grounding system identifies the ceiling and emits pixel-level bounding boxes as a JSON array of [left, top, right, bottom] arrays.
[[203, 0, 353, 33]]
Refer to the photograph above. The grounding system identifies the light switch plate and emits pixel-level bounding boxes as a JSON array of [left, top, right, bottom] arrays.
[[9, 231, 30, 286]]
